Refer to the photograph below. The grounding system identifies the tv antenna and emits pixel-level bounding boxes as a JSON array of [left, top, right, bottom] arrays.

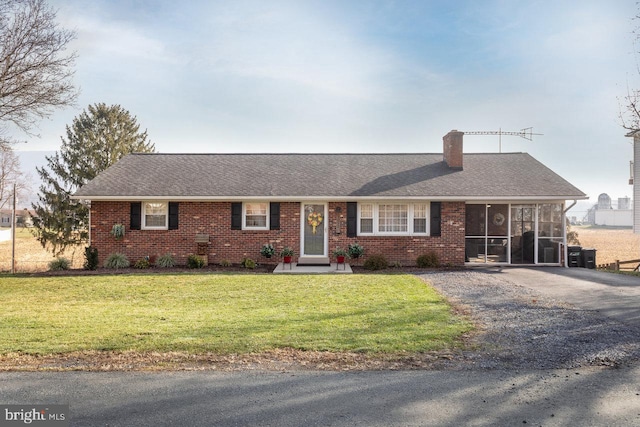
[[463, 127, 543, 153]]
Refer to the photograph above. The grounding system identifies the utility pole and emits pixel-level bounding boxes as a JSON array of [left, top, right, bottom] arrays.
[[11, 183, 16, 274]]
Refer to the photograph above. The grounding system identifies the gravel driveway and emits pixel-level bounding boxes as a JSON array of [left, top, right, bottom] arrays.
[[420, 269, 640, 370]]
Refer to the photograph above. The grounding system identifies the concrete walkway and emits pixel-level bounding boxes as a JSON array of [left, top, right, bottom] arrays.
[[486, 266, 640, 328], [272, 263, 353, 274]]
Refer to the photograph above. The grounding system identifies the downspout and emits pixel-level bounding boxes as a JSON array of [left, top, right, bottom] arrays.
[[562, 200, 578, 267]]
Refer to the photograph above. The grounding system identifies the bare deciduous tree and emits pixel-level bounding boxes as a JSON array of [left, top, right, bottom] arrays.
[[0, 146, 30, 210], [0, 0, 78, 147]]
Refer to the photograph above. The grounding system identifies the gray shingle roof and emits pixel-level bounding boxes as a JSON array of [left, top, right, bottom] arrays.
[[73, 153, 586, 200]]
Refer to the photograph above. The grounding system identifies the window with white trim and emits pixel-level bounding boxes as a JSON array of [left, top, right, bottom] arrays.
[[358, 203, 429, 235], [244, 202, 269, 229], [413, 203, 427, 233], [360, 203, 374, 233], [143, 202, 168, 229]]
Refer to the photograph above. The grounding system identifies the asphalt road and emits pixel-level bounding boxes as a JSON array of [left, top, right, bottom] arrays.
[[1, 367, 639, 426]]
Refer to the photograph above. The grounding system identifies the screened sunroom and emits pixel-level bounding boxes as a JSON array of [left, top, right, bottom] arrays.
[[465, 202, 565, 265]]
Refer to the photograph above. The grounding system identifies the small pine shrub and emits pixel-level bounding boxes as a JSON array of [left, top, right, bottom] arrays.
[[347, 242, 365, 259], [84, 246, 99, 270], [219, 259, 232, 267], [392, 261, 402, 269], [363, 254, 388, 271], [187, 254, 206, 269], [104, 253, 130, 269], [134, 258, 151, 269], [49, 257, 70, 271], [416, 252, 440, 268], [156, 253, 175, 268], [241, 258, 256, 269]]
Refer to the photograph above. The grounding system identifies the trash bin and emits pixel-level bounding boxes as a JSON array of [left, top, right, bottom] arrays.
[[581, 248, 597, 269], [568, 246, 582, 267]]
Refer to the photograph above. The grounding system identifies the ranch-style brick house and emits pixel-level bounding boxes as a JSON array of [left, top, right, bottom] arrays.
[[73, 130, 586, 267]]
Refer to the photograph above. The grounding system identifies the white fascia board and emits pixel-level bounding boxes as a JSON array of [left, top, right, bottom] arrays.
[[71, 194, 587, 202]]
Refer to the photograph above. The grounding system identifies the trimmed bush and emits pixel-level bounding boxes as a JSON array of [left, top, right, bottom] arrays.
[[241, 258, 256, 269], [347, 243, 365, 259], [49, 257, 70, 271], [187, 254, 206, 269], [416, 252, 440, 268], [84, 246, 99, 270], [156, 253, 175, 268], [363, 254, 388, 271], [219, 259, 232, 267], [104, 253, 130, 269], [134, 258, 151, 269]]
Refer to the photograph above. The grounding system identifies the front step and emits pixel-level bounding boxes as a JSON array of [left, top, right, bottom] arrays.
[[296, 257, 331, 266]]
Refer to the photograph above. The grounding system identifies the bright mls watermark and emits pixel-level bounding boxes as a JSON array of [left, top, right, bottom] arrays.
[[0, 405, 68, 426]]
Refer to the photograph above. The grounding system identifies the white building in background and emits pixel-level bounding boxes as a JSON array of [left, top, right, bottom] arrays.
[[585, 194, 633, 227]]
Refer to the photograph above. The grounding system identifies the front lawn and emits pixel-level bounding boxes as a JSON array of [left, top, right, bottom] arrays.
[[0, 274, 472, 355]]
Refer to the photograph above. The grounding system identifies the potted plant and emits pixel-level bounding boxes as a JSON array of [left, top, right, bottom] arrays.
[[333, 247, 350, 264], [260, 243, 275, 258], [280, 247, 294, 263], [110, 223, 125, 240]]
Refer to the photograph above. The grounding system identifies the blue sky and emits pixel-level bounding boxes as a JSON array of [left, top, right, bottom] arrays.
[[18, 0, 639, 215]]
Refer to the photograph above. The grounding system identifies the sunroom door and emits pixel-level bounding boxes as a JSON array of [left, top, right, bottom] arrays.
[[301, 203, 327, 257]]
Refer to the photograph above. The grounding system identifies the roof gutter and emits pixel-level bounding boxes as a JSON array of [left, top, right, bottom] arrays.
[[71, 195, 589, 202]]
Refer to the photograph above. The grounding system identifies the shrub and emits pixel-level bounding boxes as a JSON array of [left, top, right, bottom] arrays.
[[363, 254, 388, 271], [134, 258, 151, 269], [416, 252, 440, 268], [156, 253, 175, 268], [84, 246, 99, 270], [219, 259, 232, 267], [49, 257, 70, 271], [104, 253, 130, 269], [347, 243, 364, 259], [241, 258, 256, 269], [187, 254, 206, 269]]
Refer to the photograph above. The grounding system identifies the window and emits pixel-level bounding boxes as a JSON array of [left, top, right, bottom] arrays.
[[143, 202, 168, 229], [360, 204, 373, 233], [358, 203, 429, 235], [244, 203, 269, 229], [379, 204, 408, 232]]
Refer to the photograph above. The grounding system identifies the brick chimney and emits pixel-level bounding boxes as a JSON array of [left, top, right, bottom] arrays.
[[443, 130, 464, 169]]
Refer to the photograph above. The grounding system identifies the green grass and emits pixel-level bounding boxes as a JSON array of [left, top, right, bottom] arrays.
[[0, 274, 472, 355]]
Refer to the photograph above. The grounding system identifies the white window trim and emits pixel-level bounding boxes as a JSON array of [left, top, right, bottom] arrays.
[[357, 202, 430, 236], [242, 202, 270, 230], [142, 201, 168, 230]]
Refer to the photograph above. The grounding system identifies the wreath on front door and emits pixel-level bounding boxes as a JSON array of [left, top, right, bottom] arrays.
[[307, 212, 323, 234]]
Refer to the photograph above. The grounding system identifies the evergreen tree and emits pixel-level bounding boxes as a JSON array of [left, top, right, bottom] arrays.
[[32, 103, 155, 255]]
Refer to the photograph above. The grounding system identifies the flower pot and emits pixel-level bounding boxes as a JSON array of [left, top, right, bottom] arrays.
[[283, 256, 292, 263], [336, 255, 345, 263]]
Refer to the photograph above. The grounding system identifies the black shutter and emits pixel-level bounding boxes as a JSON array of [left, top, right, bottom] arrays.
[[269, 202, 280, 230], [130, 202, 141, 230], [231, 202, 242, 230], [347, 202, 357, 238], [168, 202, 179, 230], [430, 202, 441, 237]]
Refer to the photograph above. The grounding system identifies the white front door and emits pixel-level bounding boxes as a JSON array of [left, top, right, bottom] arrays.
[[301, 203, 327, 257]]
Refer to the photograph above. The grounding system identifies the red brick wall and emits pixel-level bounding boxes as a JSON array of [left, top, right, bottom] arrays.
[[327, 202, 465, 266], [90, 201, 466, 266]]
